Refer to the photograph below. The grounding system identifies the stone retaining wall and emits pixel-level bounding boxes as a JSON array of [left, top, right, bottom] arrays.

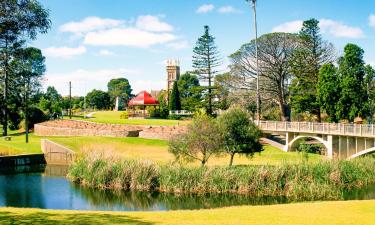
[[35, 120, 187, 140]]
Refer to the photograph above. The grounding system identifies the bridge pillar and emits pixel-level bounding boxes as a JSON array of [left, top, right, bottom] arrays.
[[326, 135, 333, 159]]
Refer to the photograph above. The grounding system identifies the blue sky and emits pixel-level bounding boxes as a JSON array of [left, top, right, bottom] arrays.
[[30, 0, 375, 96]]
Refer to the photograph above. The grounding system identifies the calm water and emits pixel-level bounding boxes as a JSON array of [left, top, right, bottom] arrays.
[[0, 165, 374, 212]]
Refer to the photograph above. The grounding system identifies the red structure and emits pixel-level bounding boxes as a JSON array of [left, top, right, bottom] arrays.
[[128, 91, 159, 117]]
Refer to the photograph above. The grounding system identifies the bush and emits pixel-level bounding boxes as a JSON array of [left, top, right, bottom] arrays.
[[68, 152, 375, 201], [168, 114, 182, 120], [120, 111, 129, 119], [27, 107, 48, 128]]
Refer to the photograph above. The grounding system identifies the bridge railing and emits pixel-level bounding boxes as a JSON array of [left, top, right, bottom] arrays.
[[257, 121, 375, 138]]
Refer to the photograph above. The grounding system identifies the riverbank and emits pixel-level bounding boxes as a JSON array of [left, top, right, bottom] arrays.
[[1, 200, 374, 225], [68, 153, 375, 199]]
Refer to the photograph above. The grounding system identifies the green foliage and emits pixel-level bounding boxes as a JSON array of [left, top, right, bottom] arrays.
[[69, 152, 375, 200], [169, 112, 223, 166], [218, 107, 263, 166], [120, 111, 129, 119], [289, 18, 335, 121], [25, 106, 47, 129], [169, 81, 181, 110], [336, 44, 368, 121], [38, 86, 63, 117], [177, 72, 202, 111], [86, 89, 111, 110], [317, 63, 340, 122], [0, 0, 51, 136], [157, 91, 169, 119], [193, 25, 221, 115], [107, 78, 133, 109]]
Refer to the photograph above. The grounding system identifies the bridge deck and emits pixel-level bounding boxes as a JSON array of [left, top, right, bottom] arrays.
[[258, 121, 375, 138]]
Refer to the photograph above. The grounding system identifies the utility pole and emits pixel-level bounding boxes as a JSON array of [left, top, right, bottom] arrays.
[[247, 0, 260, 122], [69, 81, 72, 119]]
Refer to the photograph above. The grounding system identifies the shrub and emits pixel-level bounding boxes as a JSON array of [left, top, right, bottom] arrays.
[[68, 152, 375, 201], [120, 111, 129, 119]]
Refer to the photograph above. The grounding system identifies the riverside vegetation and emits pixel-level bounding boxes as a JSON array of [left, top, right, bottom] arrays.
[[68, 151, 375, 201]]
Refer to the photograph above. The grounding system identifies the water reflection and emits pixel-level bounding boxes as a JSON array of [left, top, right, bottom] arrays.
[[0, 165, 374, 211]]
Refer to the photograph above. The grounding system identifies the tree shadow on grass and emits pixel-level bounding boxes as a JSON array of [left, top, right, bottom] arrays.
[[0, 211, 154, 225]]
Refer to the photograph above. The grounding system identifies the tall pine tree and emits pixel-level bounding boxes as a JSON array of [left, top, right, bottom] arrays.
[[289, 18, 335, 122], [192, 25, 221, 115], [169, 81, 181, 111]]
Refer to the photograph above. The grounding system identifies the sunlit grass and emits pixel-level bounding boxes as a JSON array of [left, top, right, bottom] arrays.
[[1, 200, 375, 225], [0, 131, 323, 165], [69, 111, 190, 126]]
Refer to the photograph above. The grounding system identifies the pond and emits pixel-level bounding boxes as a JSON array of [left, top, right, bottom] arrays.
[[0, 165, 375, 212]]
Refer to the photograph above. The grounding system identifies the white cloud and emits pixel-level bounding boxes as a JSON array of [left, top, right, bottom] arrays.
[[272, 19, 365, 38], [59, 17, 123, 34], [43, 46, 86, 58], [196, 4, 214, 14], [218, 6, 241, 14], [272, 20, 303, 33], [60, 15, 177, 48], [136, 15, 173, 32], [83, 28, 177, 48], [166, 40, 189, 50], [319, 19, 364, 38], [44, 68, 141, 96], [98, 49, 115, 56], [368, 14, 375, 28], [131, 80, 165, 94]]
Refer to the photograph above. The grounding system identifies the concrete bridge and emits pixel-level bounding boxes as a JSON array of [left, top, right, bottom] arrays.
[[257, 121, 375, 160]]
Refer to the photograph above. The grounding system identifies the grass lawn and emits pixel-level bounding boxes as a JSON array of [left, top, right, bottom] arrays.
[[69, 111, 190, 126], [0, 131, 323, 165], [1, 200, 374, 225]]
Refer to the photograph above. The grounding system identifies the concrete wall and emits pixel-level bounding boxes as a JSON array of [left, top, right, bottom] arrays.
[[0, 154, 46, 168], [41, 139, 75, 165]]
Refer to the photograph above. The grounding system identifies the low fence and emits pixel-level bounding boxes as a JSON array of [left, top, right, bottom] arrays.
[[41, 139, 75, 165]]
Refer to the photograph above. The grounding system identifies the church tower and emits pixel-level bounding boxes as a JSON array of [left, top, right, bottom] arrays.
[[166, 59, 180, 92]]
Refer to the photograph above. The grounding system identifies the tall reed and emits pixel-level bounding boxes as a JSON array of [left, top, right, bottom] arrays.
[[68, 152, 375, 201]]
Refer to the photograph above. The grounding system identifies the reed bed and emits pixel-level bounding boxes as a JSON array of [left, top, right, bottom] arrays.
[[68, 151, 375, 200]]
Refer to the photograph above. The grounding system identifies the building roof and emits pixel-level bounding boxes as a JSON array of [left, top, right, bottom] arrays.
[[128, 91, 159, 106]]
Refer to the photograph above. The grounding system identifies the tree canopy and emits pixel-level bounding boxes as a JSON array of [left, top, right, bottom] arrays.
[[218, 107, 263, 166], [192, 25, 221, 115]]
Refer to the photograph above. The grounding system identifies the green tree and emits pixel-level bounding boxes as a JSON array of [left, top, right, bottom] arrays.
[[192, 25, 221, 115], [107, 78, 132, 109], [11, 47, 45, 142], [317, 63, 340, 122], [213, 73, 231, 110], [289, 18, 335, 122], [230, 33, 298, 121], [177, 72, 202, 111], [336, 44, 368, 121], [365, 65, 375, 123], [169, 81, 181, 111], [0, 0, 50, 136], [86, 89, 111, 110], [39, 86, 63, 117], [218, 107, 262, 166], [169, 111, 223, 166]]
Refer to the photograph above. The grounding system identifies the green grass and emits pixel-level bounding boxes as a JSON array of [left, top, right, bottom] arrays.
[[69, 111, 189, 126], [0, 131, 323, 165], [1, 200, 375, 224]]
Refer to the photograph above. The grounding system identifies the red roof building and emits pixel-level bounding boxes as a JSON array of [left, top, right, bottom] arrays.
[[128, 91, 159, 106]]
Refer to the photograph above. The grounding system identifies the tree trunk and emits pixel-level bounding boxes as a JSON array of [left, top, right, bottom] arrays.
[[229, 153, 235, 167], [316, 107, 322, 123]]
